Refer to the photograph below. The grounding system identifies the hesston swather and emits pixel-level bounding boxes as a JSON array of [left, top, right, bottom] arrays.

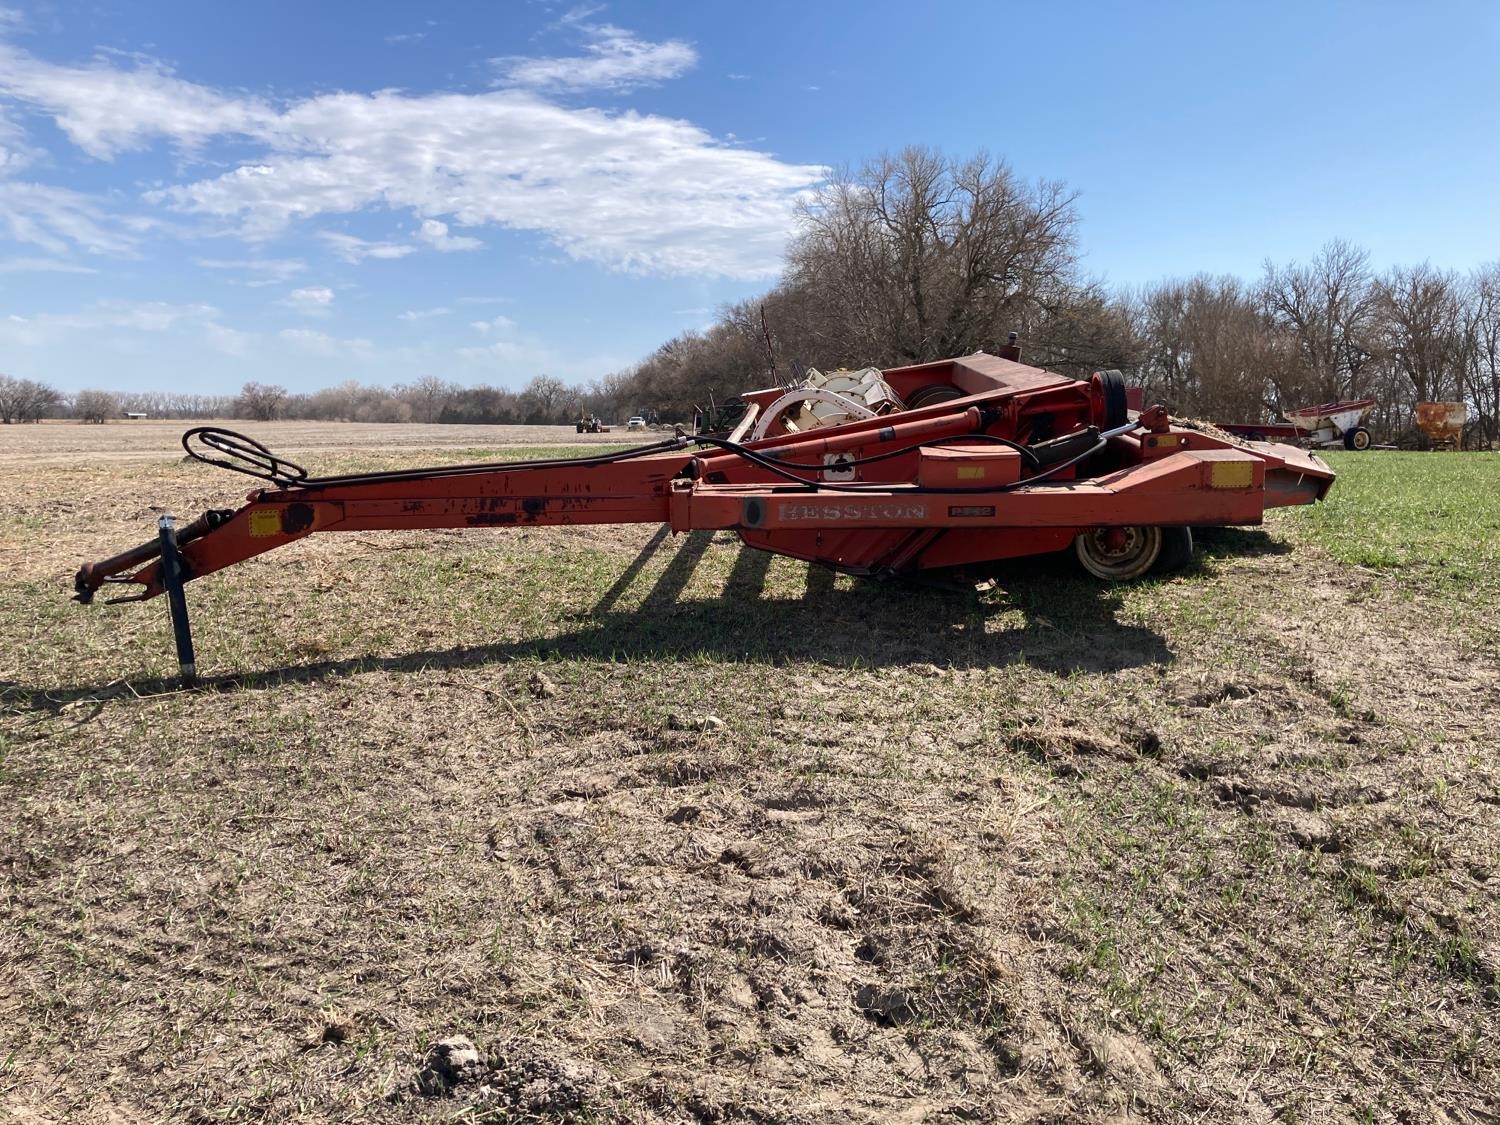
[[74, 351, 1335, 682]]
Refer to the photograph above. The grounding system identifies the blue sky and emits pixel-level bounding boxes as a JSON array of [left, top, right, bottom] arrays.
[[1, 0, 1497, 395]]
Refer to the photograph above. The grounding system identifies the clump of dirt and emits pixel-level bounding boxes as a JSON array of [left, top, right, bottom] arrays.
[[413, 1036, 486, 1096], [412, 1037, 606, 1119]]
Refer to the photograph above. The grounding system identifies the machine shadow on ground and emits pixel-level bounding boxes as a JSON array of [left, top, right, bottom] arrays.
[[7, 526, 1295, 709], [5, 529, 1204, 709]]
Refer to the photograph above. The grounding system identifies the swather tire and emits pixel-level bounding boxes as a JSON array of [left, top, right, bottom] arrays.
[[1152, 526, 1194, 575], [1097, 369, 1129, 429], [1074, 525, 1163, 581]]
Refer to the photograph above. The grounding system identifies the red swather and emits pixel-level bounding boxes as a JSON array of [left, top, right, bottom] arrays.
[[74, 352, 1335, 679]]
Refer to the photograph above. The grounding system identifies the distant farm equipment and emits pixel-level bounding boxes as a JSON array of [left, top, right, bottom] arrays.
[[575, 414, 610, 434], [1413, 401, 1467, 450], [1219, 399, 1376, 451]]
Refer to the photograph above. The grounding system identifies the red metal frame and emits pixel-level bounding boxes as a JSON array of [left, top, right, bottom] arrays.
[[75, 353, 1336, 608]]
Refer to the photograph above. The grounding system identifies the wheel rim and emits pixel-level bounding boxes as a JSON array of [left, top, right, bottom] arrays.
[[1352, 430, 1371, 450], [1075, 525, 1163, 580]]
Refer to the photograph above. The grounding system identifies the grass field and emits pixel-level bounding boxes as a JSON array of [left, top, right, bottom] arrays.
[[1, 438, 1496, 1123]]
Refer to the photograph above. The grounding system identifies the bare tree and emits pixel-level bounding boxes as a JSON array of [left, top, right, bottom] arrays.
[[1468, 263, 1500, 446], [786, 147, 1081, 366], [519, 374, 572, 423], [236, 382, 288, 422], [74, 389, 119, 423], [401, 375, 459, 423], [0, 374, 62, 423], [1260, 240, 1376, 402], [1375, 263, 1465, 405]]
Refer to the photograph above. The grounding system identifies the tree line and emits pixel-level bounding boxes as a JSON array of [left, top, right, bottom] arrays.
[[600, 150, 1499, 447], [5, 147, 1496, 445]]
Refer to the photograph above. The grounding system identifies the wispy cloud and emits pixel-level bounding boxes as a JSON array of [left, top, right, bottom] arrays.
[[398, 306, 451, 321], [0, 180, 140, 255], [417, 218, 481, 253], [0, 256, 99, 274], [318, 231, 416, 263], [470, 314, 517, 334], [0, 299, 223, 346], [0, 103, 37, 171], [197, 256, 306, 284], [0, 23, 823, 278], [278, 327, 372, 357], [494, 19, 696, 93], [280, 285, 335, 314]]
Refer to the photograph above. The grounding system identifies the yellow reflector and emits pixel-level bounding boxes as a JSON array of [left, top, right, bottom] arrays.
[[1209, 461, 1255, 489], [248, 509, 281, 538], [956, 466, 986, 480]]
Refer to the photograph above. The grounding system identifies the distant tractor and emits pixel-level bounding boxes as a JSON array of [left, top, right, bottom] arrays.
[[575, 413, 610, 434]]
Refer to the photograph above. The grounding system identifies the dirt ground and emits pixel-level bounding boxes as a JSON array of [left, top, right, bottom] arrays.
[[0, 419, 636, 467], [0, 429, 1495, 1123]]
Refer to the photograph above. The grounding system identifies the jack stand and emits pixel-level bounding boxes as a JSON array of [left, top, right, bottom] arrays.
[[157, 515, 197, 685]]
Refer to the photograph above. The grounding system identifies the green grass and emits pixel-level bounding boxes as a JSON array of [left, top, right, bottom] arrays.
[[1278, 451, 1500, 609]]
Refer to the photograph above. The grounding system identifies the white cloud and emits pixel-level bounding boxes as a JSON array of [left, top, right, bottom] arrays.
[[0, 40, 271, 159], [0, 179, 139, 254], [0, 104, 37, 172], [398, 306, 450, 321], [278, 285, 335, 315], [417, 218, 481, 252], [494, 21, 697, 93], [0, 299, 223, 347], [470, 314, 517, 334], [202, 319, 253, 356], [457, 338, 535, 365], [278, 326, 372, 357], [0, 256, 98, 274], [318, 230, 416, 263], [0, 29, 824, 278], [459, 312, 533, 363], [197, 256, 305, 283]]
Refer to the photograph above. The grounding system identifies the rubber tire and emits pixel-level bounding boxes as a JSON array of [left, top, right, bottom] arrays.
[[905, 384, 966, 410], [1097, 369, 1129, 429], [1344, 427, 1372, 451], [576, 423, 585, 433], [1151, 526, 1194, 575], [1074, 525, 1163, 581]]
